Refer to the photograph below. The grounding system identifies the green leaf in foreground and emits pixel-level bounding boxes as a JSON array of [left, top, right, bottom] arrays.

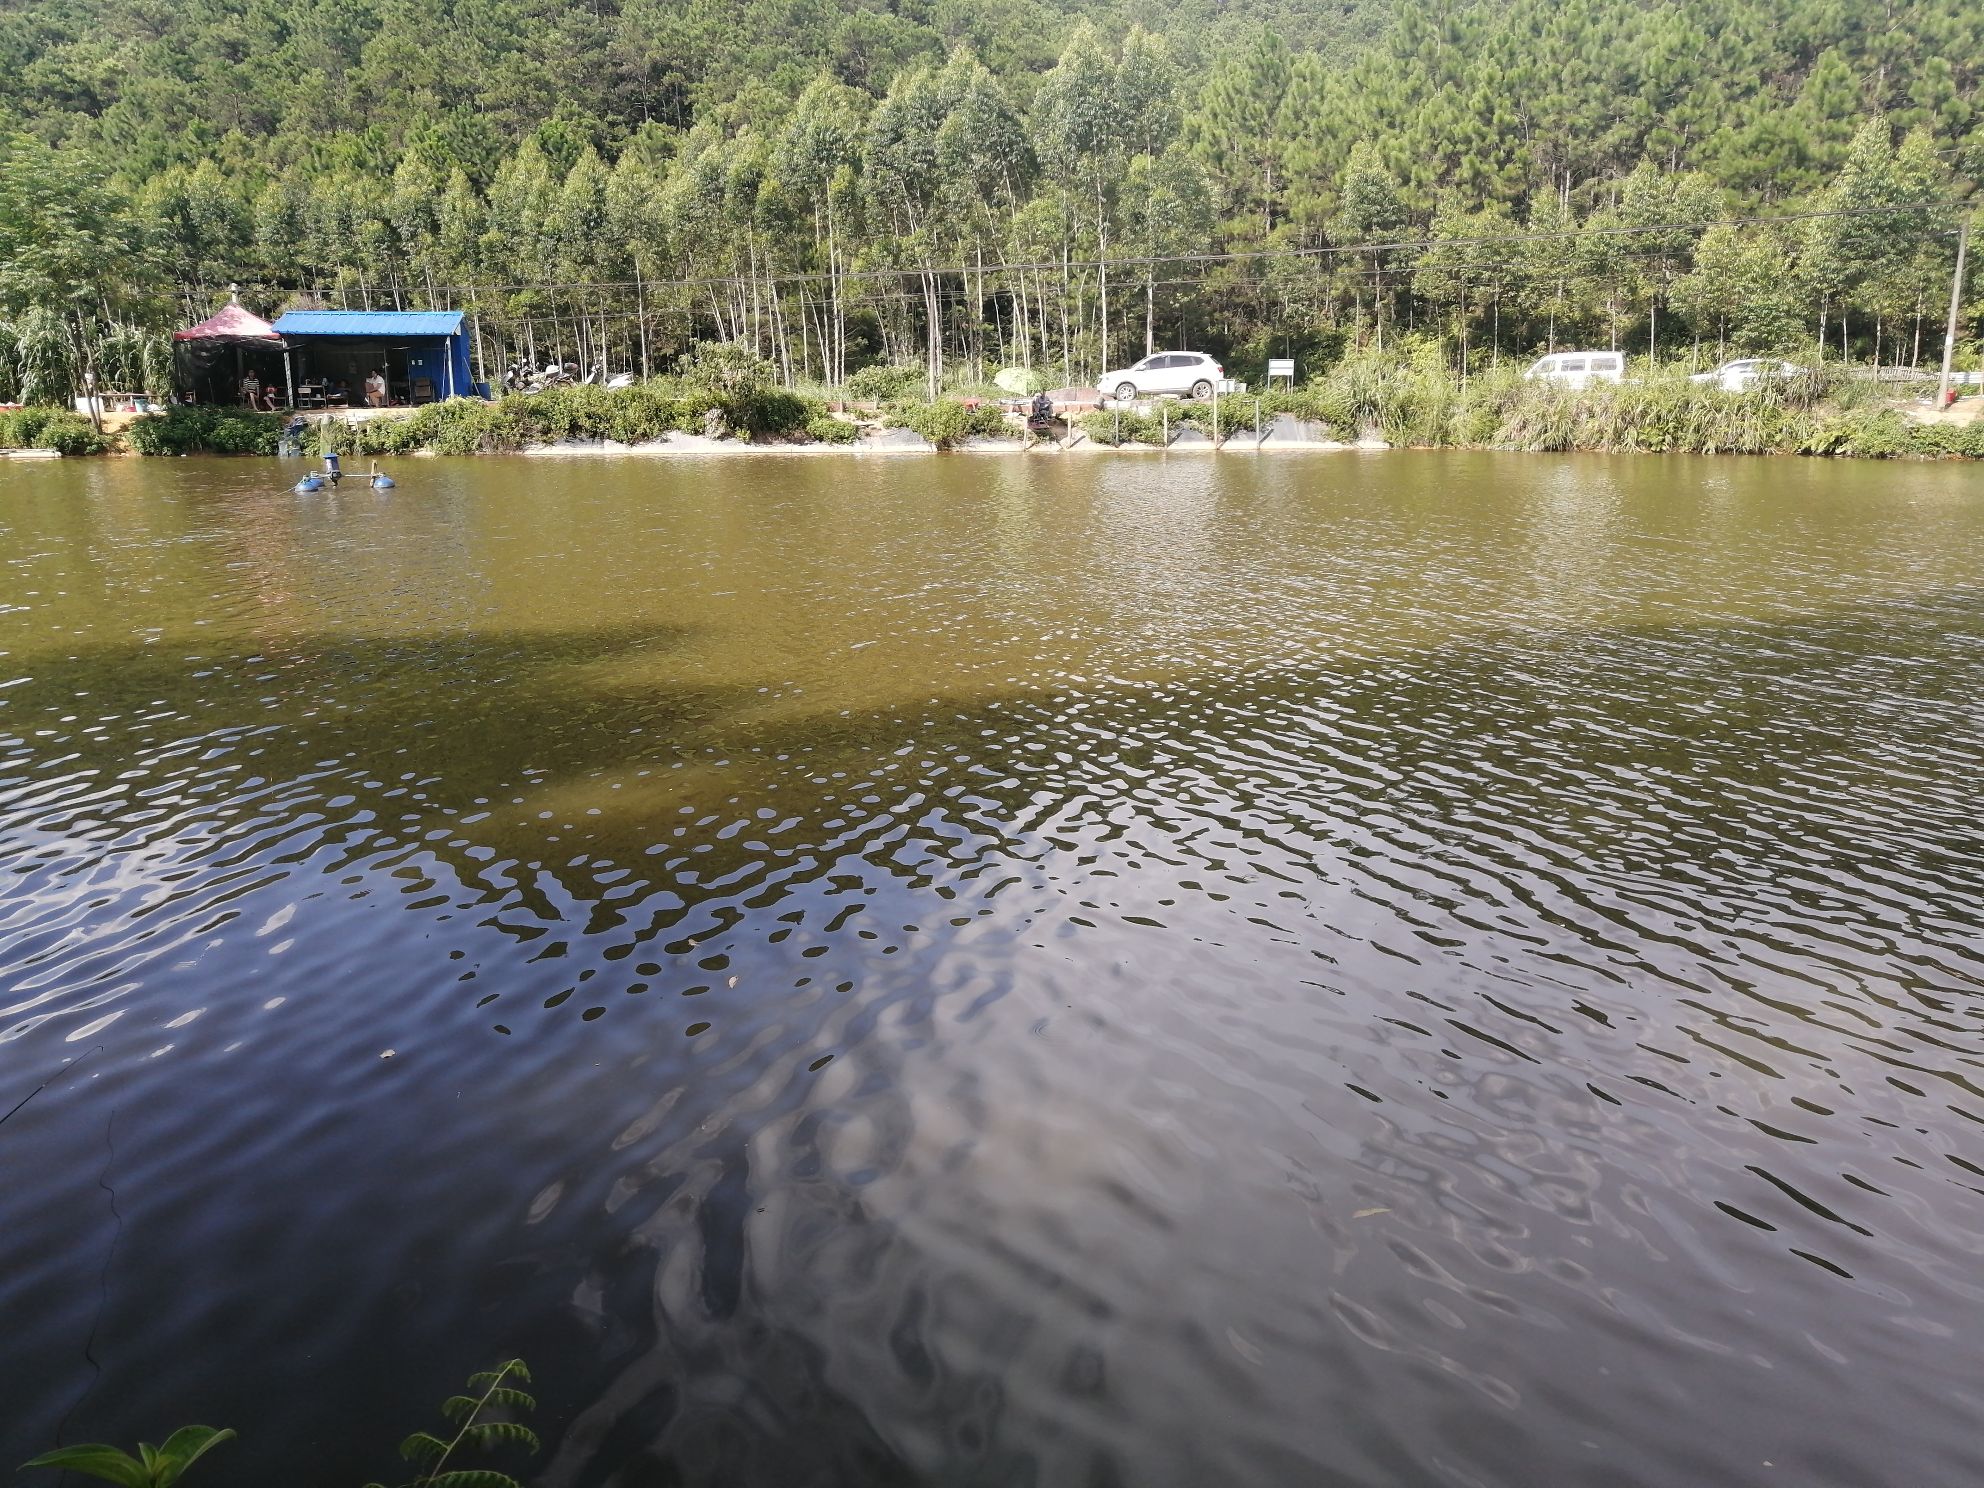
[[22, 1428, 235, 1488]]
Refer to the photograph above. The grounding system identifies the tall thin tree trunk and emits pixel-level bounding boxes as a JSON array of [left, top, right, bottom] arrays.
[[1097, 181, 1109, 377], [1061, 240, 1071, 387], [1145, 258, 1156, 356], [635, 265, 650, 379]]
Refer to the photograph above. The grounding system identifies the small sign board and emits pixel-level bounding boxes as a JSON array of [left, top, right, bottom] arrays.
[[1267, 358, 1295, 383]]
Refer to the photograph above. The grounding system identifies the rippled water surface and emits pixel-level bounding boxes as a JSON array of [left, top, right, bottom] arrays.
[[4, 451, 1983, 1487]]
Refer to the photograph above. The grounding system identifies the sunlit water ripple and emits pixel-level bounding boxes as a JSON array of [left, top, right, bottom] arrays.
[[2, 452, 1982, 1488]]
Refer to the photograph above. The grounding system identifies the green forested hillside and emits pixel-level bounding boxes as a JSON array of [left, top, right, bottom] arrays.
[[1, 0, 1979, 401]]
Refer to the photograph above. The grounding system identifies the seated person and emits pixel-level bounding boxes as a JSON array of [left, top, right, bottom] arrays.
[[364, 369, 387, 407], [239, 371, 262, 410], [262, 382, 281, 410], [332, 379, 352, 404]]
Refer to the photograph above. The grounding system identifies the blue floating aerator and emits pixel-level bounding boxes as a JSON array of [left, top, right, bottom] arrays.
[[295, 475, 325, 493]]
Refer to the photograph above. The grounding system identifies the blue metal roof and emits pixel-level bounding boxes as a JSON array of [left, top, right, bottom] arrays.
[[273, 310, 464, 338]]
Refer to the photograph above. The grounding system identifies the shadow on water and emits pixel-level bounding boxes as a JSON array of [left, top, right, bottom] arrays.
[[3, 591, 1984, 1488]]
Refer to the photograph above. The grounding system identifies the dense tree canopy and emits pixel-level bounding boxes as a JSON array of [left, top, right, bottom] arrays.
[[1, 0, 1979, 400]]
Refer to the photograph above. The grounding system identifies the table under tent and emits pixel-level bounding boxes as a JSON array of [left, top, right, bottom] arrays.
[[172, 298, 286, 407]]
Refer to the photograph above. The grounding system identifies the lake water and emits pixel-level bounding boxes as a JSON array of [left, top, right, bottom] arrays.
[[3, 450, 1983, 1488]]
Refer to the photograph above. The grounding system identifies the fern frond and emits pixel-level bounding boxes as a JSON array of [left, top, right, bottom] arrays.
[[440, 1396, 483, 1423], [480, 1388, 536, 1413], [399, 1432, 450, 1465], [498, 1360, 531, 1384], [423, 1471, 523, 1488], [456, 1423, 540, 1453]]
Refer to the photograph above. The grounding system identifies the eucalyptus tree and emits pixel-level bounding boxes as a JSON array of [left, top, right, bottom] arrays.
[[1517, 192, 1584, 352], [1415, 194, 1521, 374], [1331, 141, 1408, 350], [1121, 147, 1215, 357], [136, 161, 250, 307], [1613, 160, 1722, 359], [435, 170, 489, 289], [388, 154, 446, 301], [1031, 25, 1122, 375], [773, 75, 867, 383], [935, 54, 1034, 378], [1877, 127, 1959, 365], [1672, 224, 1810, 356], [863, 62, 953, 393], [253, 178, 313, 289], [0, 133, 158, 402], [1803, 117, 1905, 358]]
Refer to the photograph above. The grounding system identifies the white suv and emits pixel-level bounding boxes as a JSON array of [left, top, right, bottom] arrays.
[[1689, 358, 1807, 392], [1523, 351, 1626, 388], [1103, 351, 1224, 401]]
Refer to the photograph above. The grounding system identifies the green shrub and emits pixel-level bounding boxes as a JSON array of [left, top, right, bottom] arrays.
[[127, 405, 282, 456], [728, 385, 810, 437], [0, 406, 110, 454], [680, 339, 778, 395], [311, 377, 817, 456], [884, 398, 1008, 447], [845, 363, 925, 402], [1079, 408, 1169, 445], [806, 410, 859, 444]]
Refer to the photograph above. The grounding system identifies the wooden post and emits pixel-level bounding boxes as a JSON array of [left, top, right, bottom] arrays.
[[1212, 384, 1220, 448], [1162, 404, 1168, 447], [1939, 218, 1970, 411]]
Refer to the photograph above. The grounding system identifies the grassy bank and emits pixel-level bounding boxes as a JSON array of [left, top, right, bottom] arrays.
[[1082, 353, 1984, 458], [312, 378, 853, 456], [12, 351, 1984, 462]]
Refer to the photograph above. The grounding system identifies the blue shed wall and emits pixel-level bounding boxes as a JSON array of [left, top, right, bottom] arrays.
[[403, 336, 475, 399]]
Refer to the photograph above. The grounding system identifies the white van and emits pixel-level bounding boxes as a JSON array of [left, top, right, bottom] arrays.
[[1523, 351, 1625, 388]]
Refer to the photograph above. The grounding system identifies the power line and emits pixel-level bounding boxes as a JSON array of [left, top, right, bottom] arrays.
[[376, 199, 1970, 299]]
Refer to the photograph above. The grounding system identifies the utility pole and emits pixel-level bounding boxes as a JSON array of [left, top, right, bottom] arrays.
[[1938, 218, 1969, 411]]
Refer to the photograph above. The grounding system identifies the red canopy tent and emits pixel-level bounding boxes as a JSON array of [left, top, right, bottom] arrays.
[[172, 301, 281, 344], [172, 296, 290, 406]]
